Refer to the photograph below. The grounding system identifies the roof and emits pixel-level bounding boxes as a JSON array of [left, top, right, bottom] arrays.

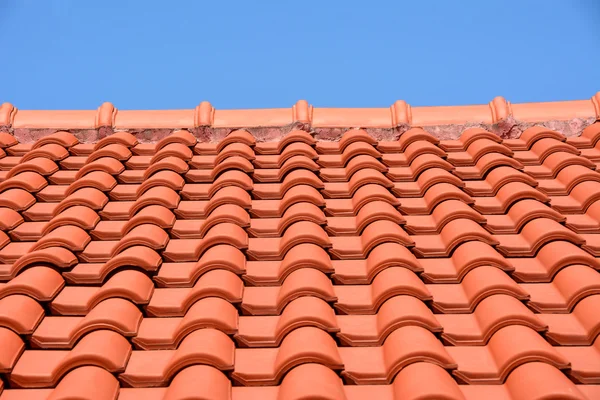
[[0, 94, 600, 399]]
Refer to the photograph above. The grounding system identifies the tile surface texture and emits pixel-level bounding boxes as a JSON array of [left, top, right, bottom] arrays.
[[1, 97, 600, 399]]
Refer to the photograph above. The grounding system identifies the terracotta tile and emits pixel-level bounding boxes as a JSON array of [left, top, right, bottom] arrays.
[[233, 363, 346, 400], [163, 222, 248, 262], [154, 245, 246, 288], [463, 166, 537, 197], [505, 126, 566, 151], [524, 151, 596, 179], [68, 142, 96, 155], [10, 330, 131, 388], [522, 265, 600, 313], [570, 123, 600, 149], [513, 138, 580, 165], [326, 201, 405, 236], [92, 205, 174, 240], [5, 158, 58, 178], [135, 299, 236, 350], [331, 242, 422, 284], [86, 143, 132, 162], [437, 294, 547, 345], [334, 267, 430, 314], [233, 326, 343, 386], [484, 199, 564, 234], [322, 169, 395, 199], [339, 325, 457, 385], [447, 325, 569, 384], [248, 203, 325, 238], [495, 218, 585, 257], [565, 200, 600, 233], [31, 225, 91, 252], [20, 144, 68, 163], [539, 294, 600, 345], [120, 328, 235, 387], [318, 141, 381, 168], [254, 130, 315, 155], [0, 294, 44, 334], [537, 165, 600, 196], [0, 243, 34, 265], [391, 168, 464, 197], [554, 336, 600, 384], [440, 128, 501, 152], [172, 205, 250, 239], [244, 243, 333, 285], [241, 268, 335, 315], [35, 185, 68, 202], [182, 171, 253, 200], [336, 295, 441, 346], [0, 326, 25, 373], [251, 185, 324, 218], [0, 156, 20, 170], [387, 154, 454, 182], [186, 156, 254, 183], [0, 188, 36, 211], [65, 171, 117, 196], [472, 181, 549, 214], [50, 270, 153, 315], [119, 365, 231, 400], [47, 169, 77, 185], [0, 247, 77, 281], [131, 143, 157, 156], [453, 153, 524, 180], [59, 155, 88, 170], [398, 183, 472, 215], [193, 143, 255, 167], [150, 143, 193, 164], [54, 187, 108, 215], [216, 130, 256, 152], [63, 246, 162, 284], [404, 199, 485, 234], [320, 155, 387, 183], [146, 269, 243, 317], [0, 207, 23, 230], [446, 138, 513, 167], [324, 183, 399, 217], [550, 180, 600, 213], [236, 296, 338, 347], [176, 186, 250, 219], [315, 129, 376, 154], [412, 219, 498, 257], [329, 220, 413, 260], [248, 221, 330, 261], [427, 266, 528, 313], [74, 157, 124, 180], [252, 170, 322, 200], [121, 155, 151, 170], [511, 240, 600, 283], [32, 131, 79, 149], [0, 266, 64, 302], [497, 362, 591, 400], [142, 156, 189, 179], [31, 298, 142, 349], [380, 140, 446, 167]]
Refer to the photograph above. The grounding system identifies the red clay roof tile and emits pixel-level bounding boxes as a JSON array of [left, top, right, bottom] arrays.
[[1, 98, 600, 397]]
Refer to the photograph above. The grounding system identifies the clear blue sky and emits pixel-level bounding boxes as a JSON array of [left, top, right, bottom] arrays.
[[1, 1, 599, 110]]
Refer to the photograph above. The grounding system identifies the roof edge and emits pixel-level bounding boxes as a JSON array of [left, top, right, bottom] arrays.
[[1, 93, 599, 143]]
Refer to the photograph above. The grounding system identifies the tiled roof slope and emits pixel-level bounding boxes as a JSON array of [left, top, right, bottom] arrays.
[[0, 95, 600, 399]]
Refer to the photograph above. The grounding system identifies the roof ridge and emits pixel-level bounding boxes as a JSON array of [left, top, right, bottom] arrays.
[[1, 93, 599, 143]]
